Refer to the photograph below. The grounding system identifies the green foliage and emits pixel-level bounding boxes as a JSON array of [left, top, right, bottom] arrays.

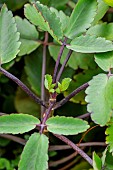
[[93, 152, 102, 170], [0, 114, 40, 134], [106, 118, 113, 153], [92, 0, 109, 25], [0, 158, 12, 170], [87, 23, 113, 40], [19, 133, 49, 170], [15, 16, 40, 56], [85, 74, 113, 126], [56, 78, 72, 93], [95, 52, 113, 72], [64, 0, 97, 39], [67, 35, 113, 53], [0, 0, 28, 11], [0, 5, 20, 64], [49, 45, 96, 70], [24, 1, 63, 43], [46, 116, 89, 135]]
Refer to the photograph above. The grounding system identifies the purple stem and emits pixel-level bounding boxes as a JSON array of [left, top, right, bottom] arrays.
[[41, 32, 48, 118], [56, 50, 73, 82], [40, 98, 56, 134], [52, 37, 67, 83], [0, 67, 47, 107], [54, 134, 93, 166], [54, 82, 89, 110]]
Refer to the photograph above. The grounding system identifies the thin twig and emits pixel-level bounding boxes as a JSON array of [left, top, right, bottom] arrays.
[[56, 50, 73, 82], [52, 37, 67, 83], [0, 67, 47, 108], [54, 82, 89, 110], [41, 32, 48, 118], [77, 112, 91, 119], [54, 134, 93, 166], [0, 134, 26, 145], [49, 142, 107, 151]]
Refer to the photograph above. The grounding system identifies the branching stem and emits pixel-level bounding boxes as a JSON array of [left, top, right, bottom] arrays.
[[56, 50, 73, 82], [41, 32, 48, 118], [52, 37, 67, 83], [54, 82, 89, 109]]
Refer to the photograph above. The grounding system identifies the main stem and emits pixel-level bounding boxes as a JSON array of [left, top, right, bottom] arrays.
[[52, 37, 67, 83], [54, 134, 93, 166], [41, 32, 48, 119], [56, 50, 73, 82], [0, 67, 47, 107]]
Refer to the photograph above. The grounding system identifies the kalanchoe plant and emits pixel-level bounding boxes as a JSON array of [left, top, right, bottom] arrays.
[[0, 0, 113, 169]]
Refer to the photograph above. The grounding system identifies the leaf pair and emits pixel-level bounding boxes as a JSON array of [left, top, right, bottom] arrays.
[[0, 114, 89, 136], [44, 74, 71, 93]]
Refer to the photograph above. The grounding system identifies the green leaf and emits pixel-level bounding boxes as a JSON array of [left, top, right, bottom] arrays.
[[0, 158, 11, 170], [64, 68, 102, 104], [102, 147, 113, 169], [64, 0, 97, 39], [60, 78, 71, 91], [106, 118, 113, 153], [92, 0, 109, 25], [44, 74, 52, 90], [0, 114, 40, 134], [0, 5, 20, 64], [85, 74, 113, 126], [50, 7, 69, 32], [95, 52, 113, 72], [24, 2, 63, 44], [15, 16, 40, 56], [93, 152, 102, 170], [67, 35, 113, 53], [19, 133, 49, 170], [46, 116, 89, 135], [49, 45, 96, 70], [87, 23, 113, 41]]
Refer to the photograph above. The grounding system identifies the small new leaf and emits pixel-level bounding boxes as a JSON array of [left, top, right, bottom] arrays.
[[61, 78, 72, 91], [44, 74, 52, 90]]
